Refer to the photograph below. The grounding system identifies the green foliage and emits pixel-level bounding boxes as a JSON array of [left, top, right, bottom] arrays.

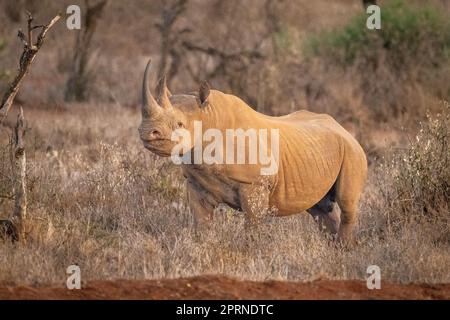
[[304, 0, 450, 69], [273, 27, 295, 56]]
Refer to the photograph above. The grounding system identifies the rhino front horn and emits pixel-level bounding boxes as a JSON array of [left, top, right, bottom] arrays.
[[142, 59, 163, 117]]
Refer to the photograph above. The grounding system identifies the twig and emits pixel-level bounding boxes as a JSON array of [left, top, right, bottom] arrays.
[[27, 12, 33, 49]]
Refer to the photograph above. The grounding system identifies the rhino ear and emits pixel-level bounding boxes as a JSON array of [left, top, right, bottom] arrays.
[[198, 81, 210, 107]]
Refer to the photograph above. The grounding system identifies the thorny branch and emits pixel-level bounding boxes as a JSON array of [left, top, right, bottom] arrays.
[[0, 12, 61, 124]]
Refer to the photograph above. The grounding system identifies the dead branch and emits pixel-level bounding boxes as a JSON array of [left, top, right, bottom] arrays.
[[182, 41, 265, 82], [183, 42, 264, 62], [0, 12, 61, 124]]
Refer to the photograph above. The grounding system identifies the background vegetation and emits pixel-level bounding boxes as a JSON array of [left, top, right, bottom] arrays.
[[305, 0, 450, 119]]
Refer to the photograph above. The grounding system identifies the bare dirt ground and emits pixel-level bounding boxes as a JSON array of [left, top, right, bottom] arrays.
[[0, 276, 449, 300]]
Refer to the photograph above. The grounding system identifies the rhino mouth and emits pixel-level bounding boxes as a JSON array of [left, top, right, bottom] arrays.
[[142, 140, 173, 157]]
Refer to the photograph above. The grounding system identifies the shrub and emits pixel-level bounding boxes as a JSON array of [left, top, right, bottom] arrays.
[[377, 102, 449, 239]]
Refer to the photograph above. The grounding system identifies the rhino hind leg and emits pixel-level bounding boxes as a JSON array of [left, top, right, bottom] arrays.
[[335, 200, 358, 244], [334, 153, 367, 244], [308, 184, 340, 235]]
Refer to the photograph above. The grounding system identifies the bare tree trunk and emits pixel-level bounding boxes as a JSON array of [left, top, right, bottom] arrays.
[[0, 12, 60, 242], [65, 0, 108, 102], [0, 109, 26, 242], [155, 0, 189, 84], [11, 108, 27, 240]]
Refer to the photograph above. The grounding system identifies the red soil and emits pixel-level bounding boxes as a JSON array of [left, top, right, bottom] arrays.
[[0, 275, 448, 300]]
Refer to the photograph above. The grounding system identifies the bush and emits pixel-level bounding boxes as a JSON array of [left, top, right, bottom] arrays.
[[377, 102, 449, 239]]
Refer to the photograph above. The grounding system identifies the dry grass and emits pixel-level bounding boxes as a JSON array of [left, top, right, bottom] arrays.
[[0, 103, 449, 285]]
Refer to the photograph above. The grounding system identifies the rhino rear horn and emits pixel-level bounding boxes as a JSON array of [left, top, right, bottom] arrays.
[[199, 81, 210, 107], [156, 75, 173, 110]]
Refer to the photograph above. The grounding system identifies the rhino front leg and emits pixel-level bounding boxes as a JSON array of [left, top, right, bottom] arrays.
[[186, 180, 217, 226], [239, 183, 271, 226]]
